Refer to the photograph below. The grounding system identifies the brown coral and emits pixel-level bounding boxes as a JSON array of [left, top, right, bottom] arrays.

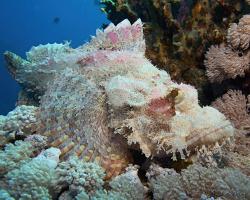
[[205, 15, 250, 83], [212, 90, 250, 132], [205, 44, 250, 83], [209, 90, 250, 175], [227, 15, 250, 50]]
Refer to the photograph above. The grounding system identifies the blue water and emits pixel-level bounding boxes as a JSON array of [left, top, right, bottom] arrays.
[[0, 0, 108, 115]]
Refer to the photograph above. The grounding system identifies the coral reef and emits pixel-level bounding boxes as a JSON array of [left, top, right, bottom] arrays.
[[99, 0, 250, 103], [147, 163, 250, 200], [56, 156, 105, 196], [3, 16, 250, 199], [205, 15, 250, 83], [0, 105, 39, 146], [0, 140, 36, 176], [204, 14, 250, 178], [4, 19, 234, 180], [212, 90, 250, 133], [1, 147, 61, 200], [57, 163, 144, 200]]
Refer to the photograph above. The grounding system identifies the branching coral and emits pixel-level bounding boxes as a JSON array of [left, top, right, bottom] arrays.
[[56, 156, 105, 196], [0, 140, 33, 176], [0, 105, 39, 146], [147, 164, 250, 200], [56, 161, 144, 200], [2, 147, 61, 200], [109, 165, 145, 200], [205, 15, 250, 83]]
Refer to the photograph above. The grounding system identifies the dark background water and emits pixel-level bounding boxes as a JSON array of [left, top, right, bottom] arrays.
[[0, 0, 108, 115]]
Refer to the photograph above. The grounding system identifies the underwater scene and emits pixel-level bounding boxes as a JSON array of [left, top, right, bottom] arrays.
[[0, 0, 250, 199]]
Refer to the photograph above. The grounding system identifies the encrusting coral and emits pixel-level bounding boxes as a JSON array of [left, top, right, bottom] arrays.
[[4, 19, 234, 180]]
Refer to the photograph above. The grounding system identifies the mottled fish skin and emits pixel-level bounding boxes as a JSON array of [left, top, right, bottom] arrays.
[[39, 67, 131, 179], [37, 19, 145, 178], [5, 19, 234, 179]]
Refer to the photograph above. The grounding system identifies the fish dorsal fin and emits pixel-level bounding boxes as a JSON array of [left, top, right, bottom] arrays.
[[85, 19, 145, 53]]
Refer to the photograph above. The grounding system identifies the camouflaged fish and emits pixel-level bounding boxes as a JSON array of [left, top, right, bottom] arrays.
[[4, 19, 234, 178]]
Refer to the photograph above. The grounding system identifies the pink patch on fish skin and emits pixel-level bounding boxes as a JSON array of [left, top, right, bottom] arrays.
[[107, 31, 119, 44], [149, 87, 164, 100], [94, 51, 108, 63], [77, 55, 95, 66], [131, 24, 142, 38], [147, 97, 175, 119], [120, 27, 131, 40], [77, 51, 108, 66]]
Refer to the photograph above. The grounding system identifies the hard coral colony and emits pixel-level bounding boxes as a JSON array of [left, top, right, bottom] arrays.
[[0, 11, 249, 200]]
